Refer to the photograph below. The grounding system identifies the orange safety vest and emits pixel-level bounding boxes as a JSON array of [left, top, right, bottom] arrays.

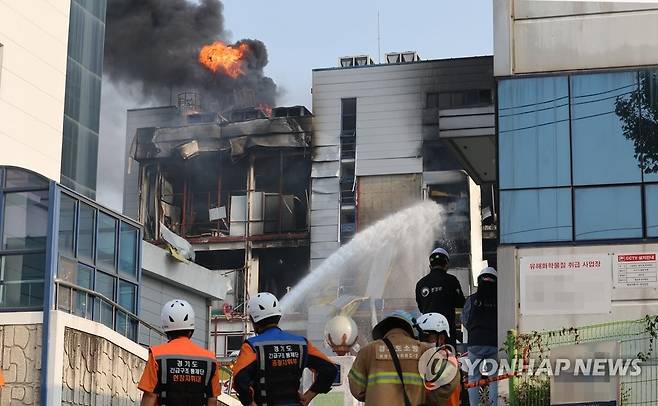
[[138, 337, 221, 406]]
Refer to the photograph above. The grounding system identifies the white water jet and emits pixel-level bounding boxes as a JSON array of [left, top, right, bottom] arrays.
[[280, 201, 444, 314]]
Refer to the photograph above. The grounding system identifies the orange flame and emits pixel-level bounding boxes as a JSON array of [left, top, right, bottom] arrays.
[[258, 103, 272, 117], [198, 41, 249, 78]]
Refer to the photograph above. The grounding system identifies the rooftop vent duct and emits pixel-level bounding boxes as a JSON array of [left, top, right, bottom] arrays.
[[338, 55, 374, 68], [385, 51, 421, 64]]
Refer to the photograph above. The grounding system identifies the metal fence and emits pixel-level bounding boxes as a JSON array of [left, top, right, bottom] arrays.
[[505, 315, 658, 406]]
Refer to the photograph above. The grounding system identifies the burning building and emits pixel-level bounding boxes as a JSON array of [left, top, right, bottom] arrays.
[[126, 97, 312, 358]]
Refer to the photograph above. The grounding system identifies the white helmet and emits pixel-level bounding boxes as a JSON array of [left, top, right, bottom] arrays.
[[161, 299, 195, 332], [248, 292, 282, 323], [431, 247, 450, 260], [479, 266, 497, 278], [416, 312, 450, 337]]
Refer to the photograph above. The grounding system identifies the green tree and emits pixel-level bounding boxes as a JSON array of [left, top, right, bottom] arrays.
[[615, 71, 658, 174]]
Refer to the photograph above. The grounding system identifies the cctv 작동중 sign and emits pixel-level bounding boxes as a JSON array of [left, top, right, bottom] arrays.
[[613, 253, 658, 289]]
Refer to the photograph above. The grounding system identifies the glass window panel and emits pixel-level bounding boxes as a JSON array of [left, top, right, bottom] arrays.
[[94, 272, 115, 329], [451, 92, 465, 107], [638, 70, 658, 181], [75, 264, 93, 318], [118, 281, 136, 313], [119, 223, 138, 276], [61, 117, 99, 197], [0, 253, 45, 308], [341, 98, 356, 133], [571, 72, 642, 185], [645, 185, 658, 237], [438, 93, 452, 108], [117, 281, 137, 340], [426, 93, 439, 108], [479, 89, 492, 104], [95, 271, 114, 299], [341, 116, 356, 133], [498, 77, 571, 189], [77, 203, 95, 263], [67, 2, 105, 74], [75, 0, 107, 20], [575, 186, 642, 240], [97, 212, 117, 270], [56, 257, 92, 317], [64, 59, 102, 132], [500, 188, 572, 243], [58, 256, 77, 282], [58, 194, 76, 257], [2, 191, 49, 250], [341, 98, 356, 115], [4, 168, 48, 189]]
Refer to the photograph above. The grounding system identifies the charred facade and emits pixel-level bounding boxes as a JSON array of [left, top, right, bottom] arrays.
[[129, 103, 312, 358]]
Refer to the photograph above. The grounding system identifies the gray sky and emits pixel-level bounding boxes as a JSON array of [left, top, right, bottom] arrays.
[[223, 0, 493, 107], [96, 0, 493, 212]]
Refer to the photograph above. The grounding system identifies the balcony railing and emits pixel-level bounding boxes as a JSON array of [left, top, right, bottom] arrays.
[[54, 279, 166, 347]]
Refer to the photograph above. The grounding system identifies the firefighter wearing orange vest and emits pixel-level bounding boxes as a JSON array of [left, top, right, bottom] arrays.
[[232, 292, 337, 406], [138, 299, 221, 406]]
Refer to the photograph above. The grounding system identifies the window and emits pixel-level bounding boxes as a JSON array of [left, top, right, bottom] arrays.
[[97, 212, 117, 270], [341, 98, 356, 134], [571, 72, 642, 185], [647, 185, 658, 237], [59, 194, 77, 257], [226, 335, 244, 356], [78, 203, 95, 262], [74, 264, 93, 317], [94, 271, 115, 329], [498, 70, 658, 243], [119, 223, 138, 276], [499, 76, 571, 189], [427, 89, 493, 109], [2, 191, 49, 250], [575, 186, 642, 240], [116, 280, 137, 340], [53, 189, 142, 340], [500, 189, 572, 244], [0, 253, 45, 308], [4, 168, 49, 189], [62, 0, 105, 198]]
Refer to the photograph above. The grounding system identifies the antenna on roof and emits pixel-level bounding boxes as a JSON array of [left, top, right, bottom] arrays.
[[377, 11, 381, 63]]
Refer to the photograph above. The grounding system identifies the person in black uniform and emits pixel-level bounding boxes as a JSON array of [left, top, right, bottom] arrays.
[[415, 247, 466, 344], [462, 267, 498, 406]]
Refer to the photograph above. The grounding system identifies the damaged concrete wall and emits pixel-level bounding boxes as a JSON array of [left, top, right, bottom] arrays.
[[61, 328, 145, 405], [0, 324, 42, 405], [357, 174, 422, 228]]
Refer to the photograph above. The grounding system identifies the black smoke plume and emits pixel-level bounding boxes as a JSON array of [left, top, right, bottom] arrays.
[[104, 0, 277, 109]]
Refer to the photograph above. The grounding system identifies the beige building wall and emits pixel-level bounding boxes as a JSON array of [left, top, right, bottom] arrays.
[[0, 312, 43, 406], [494, 0, 658, 76], [0, 0, 70, 180], [62, 328, 146, 405], [0, 324, 42, 405]]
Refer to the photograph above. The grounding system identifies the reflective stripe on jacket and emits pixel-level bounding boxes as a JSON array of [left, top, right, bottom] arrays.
[[348, 328, 460, 406]]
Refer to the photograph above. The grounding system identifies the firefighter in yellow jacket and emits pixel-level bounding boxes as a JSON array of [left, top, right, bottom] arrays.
[[348, 310, 460, 406]]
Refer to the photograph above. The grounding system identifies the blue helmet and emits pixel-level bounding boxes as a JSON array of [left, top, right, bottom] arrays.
[[372, 310, 417, 340]]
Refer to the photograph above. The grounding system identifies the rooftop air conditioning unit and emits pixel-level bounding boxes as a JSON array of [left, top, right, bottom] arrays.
[[385, 51, 421, 64], [339, 55, 374, 68]]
